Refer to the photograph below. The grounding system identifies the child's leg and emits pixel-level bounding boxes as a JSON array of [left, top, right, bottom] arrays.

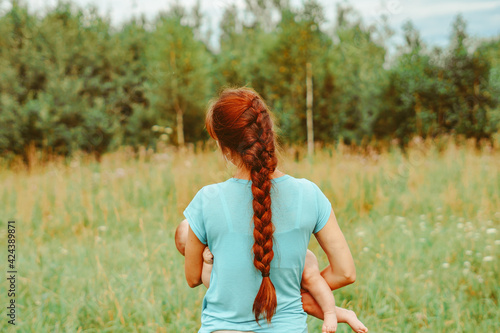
[[201, 247, 214, 288], [302, 250, 368, 333], [302, 250, 337, 333], [335, 307, 368, 333]]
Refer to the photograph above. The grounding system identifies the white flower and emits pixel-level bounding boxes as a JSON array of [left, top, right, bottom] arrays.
[[151, 125, 160, 132], [495, 240, 500, 246], [442, 262, 450, 269], [396, 216, 405, 223], [98, 225, 108, 232], [486, 228, 497, 235], [463, 261, 471, 268], [457, 223, 464, 229], [477, 276, 484, 283], [465, 250, 473, 255], [356, 230, 365, 237], [483, 256, 494, 262], [363, 247, 369, 252], [115, 168, 126, 178], [462, 268, 469, 275]]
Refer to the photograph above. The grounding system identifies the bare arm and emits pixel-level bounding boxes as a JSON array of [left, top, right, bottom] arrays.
[[315, 208, 356, 289], [302, 208, 355, 317], [184, 225, 206, 288]]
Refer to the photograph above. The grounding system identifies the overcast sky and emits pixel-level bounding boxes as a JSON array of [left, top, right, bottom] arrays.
[[3, 0, 500, 50]]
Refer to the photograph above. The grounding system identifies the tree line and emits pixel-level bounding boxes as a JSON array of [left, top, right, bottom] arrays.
[[0, 0, 499, 163]]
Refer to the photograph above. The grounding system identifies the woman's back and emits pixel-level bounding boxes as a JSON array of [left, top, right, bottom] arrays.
[[184, 174, 332, 332]]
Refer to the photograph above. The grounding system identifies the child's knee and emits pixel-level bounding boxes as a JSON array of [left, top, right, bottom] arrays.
[[302, 250, 320, 288]]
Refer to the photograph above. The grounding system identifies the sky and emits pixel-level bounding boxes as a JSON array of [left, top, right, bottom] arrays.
[[2, 0, 500, 51]]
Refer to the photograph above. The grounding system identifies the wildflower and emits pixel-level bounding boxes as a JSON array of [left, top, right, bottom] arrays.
[[98, 225, 107, 232], [419, 238, 426, 243], [495, 240, 500, 245], [60, 248, 68, 255], [483, 256, 494, 262], [463, 261, 471, 268], [462, 268, 469, 275], [396, 216, 405, 223], [363, 247, 369, 252], [442, 262, 450, 269], [356, 230, 365, 237], [486, 228, 497, 235], [477, 276, 484, 283], [420, 214, 426, 220], [436, 215, 443, 221], [465, 250, 473, 255], [115, 168, 126, 178], [165, 127, 173, 134], [457, 223, 464, 229], [152, 125, 160, 132]]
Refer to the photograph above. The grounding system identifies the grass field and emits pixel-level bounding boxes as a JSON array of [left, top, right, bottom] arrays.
[[0, 140, 499, 332]]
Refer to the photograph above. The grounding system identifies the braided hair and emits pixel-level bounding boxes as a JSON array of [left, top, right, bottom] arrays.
[[205, 87, 278, 323]]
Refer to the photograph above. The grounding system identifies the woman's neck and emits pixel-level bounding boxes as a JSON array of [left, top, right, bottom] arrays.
[[233, 168, 285, 180]]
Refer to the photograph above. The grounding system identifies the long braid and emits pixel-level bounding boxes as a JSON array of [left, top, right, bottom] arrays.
[[205, 88, 279, 323], [242, 98, 278, 323]]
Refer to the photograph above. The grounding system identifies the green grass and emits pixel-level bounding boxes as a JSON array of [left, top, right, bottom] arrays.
[[0, 141, 498, 332]]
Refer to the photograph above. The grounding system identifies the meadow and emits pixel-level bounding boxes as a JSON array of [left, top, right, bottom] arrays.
[[0, 139, 498, 332]]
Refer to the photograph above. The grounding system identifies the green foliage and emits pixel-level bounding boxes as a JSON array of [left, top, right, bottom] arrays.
[[0, 1, 499, 160], [1, 145, 498, 331]]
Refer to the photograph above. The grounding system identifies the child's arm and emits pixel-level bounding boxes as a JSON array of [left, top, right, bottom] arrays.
[[201, 247, 213, 288]]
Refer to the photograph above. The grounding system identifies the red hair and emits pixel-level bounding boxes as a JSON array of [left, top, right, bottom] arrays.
[[206, 87, 278, 323]]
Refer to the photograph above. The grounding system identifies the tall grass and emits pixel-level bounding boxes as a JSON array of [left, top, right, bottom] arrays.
[[0, 140, 498, 332]]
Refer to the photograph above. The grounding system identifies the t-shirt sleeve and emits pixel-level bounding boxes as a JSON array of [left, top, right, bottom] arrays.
[[311, 182, 332, 234], [183, 188, 207, 245]]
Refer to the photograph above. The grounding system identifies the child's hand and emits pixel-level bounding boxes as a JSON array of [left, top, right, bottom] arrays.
[[322, 311, 337, 333], [203, 247, 214, 264]]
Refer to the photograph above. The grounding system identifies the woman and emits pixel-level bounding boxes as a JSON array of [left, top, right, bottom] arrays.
[[183, 87, 356, 332]]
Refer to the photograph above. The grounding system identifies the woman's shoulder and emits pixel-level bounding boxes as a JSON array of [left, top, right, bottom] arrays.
[[285, 175, 323, 192]]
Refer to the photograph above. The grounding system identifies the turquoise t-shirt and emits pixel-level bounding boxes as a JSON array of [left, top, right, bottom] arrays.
[[183, 174, 332, 333]]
